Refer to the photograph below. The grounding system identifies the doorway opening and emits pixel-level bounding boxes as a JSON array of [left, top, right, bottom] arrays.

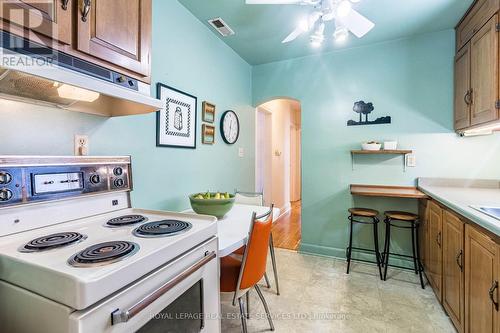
[[255, 98, 301, 251]]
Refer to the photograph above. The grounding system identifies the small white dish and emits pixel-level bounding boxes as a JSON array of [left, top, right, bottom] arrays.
[[362, 142, 382, 151], [383, 141, 398, 150]]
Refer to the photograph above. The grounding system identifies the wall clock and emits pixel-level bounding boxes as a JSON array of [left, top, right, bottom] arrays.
[[220, 110, 240, 144]]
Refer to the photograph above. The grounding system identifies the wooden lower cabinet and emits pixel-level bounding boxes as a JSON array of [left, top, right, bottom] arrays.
[[464, 224, 499, 333], [420, 200, 500, 333], [428, 200, 443, 301], [443, 210, 465, 333]]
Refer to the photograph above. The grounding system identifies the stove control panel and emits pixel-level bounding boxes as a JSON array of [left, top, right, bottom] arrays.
[[0, 157, 132, 208]]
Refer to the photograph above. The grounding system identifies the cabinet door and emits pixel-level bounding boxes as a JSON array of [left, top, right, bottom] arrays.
[[455, 44, 471, 130], [0, 0, 72, 44], [443, 210, 465, 333], [470, 14, 499, 126], [76, 0, 151, 77], [428, 201, 443, 302], [465, 225, 499, 333]]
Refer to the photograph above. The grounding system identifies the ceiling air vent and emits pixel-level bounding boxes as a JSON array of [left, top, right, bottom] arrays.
[[208, 18, 235, 37]]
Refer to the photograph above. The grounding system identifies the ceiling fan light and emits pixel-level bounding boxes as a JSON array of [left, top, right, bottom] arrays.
[[310, 33, 324, 47], [350, 0, 361, 3], [334, 26, 348, 43], [336, 0, 352, 18]]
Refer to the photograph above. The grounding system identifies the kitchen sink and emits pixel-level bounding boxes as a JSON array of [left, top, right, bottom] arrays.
[[471, 206, 500, 221]]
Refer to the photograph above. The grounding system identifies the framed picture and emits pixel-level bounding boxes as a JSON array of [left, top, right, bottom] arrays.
[[202, 101, 216, 123], [156, 83, 197, 149], [202, 124, 215, 145]]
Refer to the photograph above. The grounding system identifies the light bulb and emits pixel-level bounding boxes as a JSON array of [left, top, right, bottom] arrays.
[[350, 0, 361, 3], [336, 0, 352, 18], [334, 26, 349, 43], [310, 34, 324, 48]]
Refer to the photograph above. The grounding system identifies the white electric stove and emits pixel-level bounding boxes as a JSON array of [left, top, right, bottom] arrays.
[[0, 156, 221, 333]]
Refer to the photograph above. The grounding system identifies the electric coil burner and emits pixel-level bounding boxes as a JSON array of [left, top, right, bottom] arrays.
[[68, 241, 139, 267], [133, 220, 192, 238], [20, 232, 87, 253], [106, 214, 147, 227]]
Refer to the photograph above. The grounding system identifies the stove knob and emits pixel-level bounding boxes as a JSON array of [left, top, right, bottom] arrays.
[[90, 174, 101, 184], [114, 178, 124, 188], [0, 171, 12, 185], [0, 188, 12, 202], [113, 167, 123, 176]]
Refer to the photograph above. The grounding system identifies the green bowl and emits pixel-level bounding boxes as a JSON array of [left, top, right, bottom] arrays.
[[189, 193, 235, 218]]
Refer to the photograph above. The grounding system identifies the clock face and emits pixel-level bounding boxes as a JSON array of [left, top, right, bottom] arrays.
[[221, 111, 240, 144]]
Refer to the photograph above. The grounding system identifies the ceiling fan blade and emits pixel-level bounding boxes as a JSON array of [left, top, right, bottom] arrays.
[[338, 9, 375, 38], [246, 0, 303, 4], [282, 27, 305, 43]]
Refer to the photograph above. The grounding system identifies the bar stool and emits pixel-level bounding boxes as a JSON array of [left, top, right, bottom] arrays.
[[346, 208, 383, 280], [382, 211, 425, 289]]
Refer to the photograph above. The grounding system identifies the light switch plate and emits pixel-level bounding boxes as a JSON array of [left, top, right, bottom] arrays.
[[238, 147, 244, 158], [406, 154, 416, 167], [74, 135, 89, 156]]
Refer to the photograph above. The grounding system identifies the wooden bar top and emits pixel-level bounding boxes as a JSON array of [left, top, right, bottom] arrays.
[[350, 184, 428, 199]]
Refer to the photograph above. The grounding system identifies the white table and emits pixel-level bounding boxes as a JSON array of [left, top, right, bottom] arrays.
[[184, 204, 280, 257]]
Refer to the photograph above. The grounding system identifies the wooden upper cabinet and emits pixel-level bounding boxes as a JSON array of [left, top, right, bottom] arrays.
[[456, 0, 499, 51], [442, 210, 465, 333], [0, 0, 73, 44], [470, 14, 499, 126], [76, 0, 151, 77], [428, 201, 443, 302], [464, 225, 499, 333], [455, 43, 471, 130]]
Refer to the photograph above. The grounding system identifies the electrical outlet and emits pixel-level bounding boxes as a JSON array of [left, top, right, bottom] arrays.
[[74, 135, 89, 156], [238, 147, 244, 158], [406, 154, 417, 167]]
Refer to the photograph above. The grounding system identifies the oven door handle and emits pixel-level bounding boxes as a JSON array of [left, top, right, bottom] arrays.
[[111, 250, 216, 325]]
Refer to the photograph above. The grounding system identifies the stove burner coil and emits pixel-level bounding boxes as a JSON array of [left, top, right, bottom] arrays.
[[106, 214, 147, 227], [20, 232, 87, 252], [132, 220, 192, 238], [68, 241, 139, 267]]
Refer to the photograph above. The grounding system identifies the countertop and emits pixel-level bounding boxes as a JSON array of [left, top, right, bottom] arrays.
[[418, 178, 500, 236]]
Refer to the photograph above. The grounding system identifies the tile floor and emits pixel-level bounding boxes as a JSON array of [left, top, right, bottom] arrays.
[[220, 249, 456, 333]]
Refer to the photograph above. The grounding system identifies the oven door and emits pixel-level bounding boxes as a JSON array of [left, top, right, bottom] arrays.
[[69, 237, 220, 333]]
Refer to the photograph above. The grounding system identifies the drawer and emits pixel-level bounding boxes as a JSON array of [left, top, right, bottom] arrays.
[[456, 0, 499, 51]]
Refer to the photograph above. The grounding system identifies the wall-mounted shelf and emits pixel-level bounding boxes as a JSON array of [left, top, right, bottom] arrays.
[[351, 149, 413, 155], [350, 149, 413, 171]]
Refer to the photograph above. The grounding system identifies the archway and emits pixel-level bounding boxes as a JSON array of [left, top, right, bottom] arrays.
[[256, 97, 302, 251]]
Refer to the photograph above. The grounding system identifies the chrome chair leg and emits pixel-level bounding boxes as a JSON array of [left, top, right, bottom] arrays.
[[269, 235, 280, 295], [254, 285, 275, 331], [264, 272, 271, 289], [238, 297, 248, 333], [246, 291, 250, 319]]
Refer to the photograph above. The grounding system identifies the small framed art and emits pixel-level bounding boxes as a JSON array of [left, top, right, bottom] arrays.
[[202, 124, 215, 144], [202, 101, 216, 123]]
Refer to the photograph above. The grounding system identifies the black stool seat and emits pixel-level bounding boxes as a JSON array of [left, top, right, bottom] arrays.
[[349, 208, 379, 218], [382, 210, 425, 289], [346, 208, 383, 280]]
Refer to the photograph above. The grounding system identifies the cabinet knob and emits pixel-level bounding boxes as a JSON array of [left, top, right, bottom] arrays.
[[489, 281, 499, 311], [61, 0, 69, 10]]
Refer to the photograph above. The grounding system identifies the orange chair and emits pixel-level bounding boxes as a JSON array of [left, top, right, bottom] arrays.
[[220, 205, 275, 332]]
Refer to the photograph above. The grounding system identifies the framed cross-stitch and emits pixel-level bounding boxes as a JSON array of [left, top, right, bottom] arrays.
[[156, 83, 197, 149]]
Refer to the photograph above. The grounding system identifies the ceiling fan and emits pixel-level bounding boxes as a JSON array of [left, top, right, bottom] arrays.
[[245, 0, 375, 47]]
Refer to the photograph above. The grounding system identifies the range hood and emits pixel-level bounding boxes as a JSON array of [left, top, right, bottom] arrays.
[[0, 31, 162, 117]]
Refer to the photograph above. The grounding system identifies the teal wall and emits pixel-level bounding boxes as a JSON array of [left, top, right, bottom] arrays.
[[253, 30, 500, 260], [0, 0, 255, 211]]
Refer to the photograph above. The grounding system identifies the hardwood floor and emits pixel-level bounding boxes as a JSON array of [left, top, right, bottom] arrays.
[[272, 201, 301, 250]]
